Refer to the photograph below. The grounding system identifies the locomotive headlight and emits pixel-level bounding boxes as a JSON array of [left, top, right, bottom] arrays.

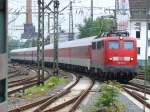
[[120, 37, 123, 40], [130, 57, 134, 61], [109, 58, 113, 61]]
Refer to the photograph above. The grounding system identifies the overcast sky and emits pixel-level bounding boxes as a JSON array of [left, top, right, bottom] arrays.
[[8, 0, 116, 39]]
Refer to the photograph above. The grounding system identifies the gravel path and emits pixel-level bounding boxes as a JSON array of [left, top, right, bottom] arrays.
[[118, 94, 143, 112]]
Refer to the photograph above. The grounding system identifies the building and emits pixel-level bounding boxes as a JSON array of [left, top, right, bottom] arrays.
[[0, 0, 7, 111], [21, 0, 37, 39], [117, 0, 129, 30], [128, 0, 150, 66]]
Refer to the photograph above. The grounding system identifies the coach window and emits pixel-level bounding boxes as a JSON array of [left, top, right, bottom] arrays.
[[97, 42, 101, 49], [137, 47, 140, 54], [92, 42, 96, 49], [124, 41, 133, 49], [136, 31, 140, 38], [0, 79, 6, 102], [108, 41, 119, 49]]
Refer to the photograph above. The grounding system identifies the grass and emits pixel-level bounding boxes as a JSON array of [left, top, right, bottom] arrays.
[[16, 76, 69, 99]]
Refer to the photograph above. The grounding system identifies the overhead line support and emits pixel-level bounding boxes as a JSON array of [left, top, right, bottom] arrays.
[[53, 0, 59, 75], [37, 0, 45, 85], [69, 1, 74, 41]]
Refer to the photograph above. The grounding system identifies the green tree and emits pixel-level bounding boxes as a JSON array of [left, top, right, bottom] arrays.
[[23, 39, 32, 48], [8, 37, 24, 58], [31, 39, 37, 47], [78, 18, 113, 38], [22, 39, 37, 48], [8, 37, 22, 52]]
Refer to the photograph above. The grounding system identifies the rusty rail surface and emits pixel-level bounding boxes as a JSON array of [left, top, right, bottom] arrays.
[[123, 85, 150, 95], [129, 82, 150, 90], [69, 79, 95, 112], [33, 76, 80, 112], [8, 71, 22, 79], [8, 69, 51, 95], [135, 75, 144, 80], [8, 77, 37, 88], [44, 91, 84, 112], [9, 95, 54, 112], [35, 77, 94, 112], [124, 88, 150, 109]]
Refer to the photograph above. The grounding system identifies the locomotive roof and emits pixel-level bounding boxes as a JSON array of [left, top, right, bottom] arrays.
[[11, 36, 96, 53], [92, 36, 136, 42]]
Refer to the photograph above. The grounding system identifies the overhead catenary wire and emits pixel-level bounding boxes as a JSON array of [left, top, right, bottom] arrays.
[[59, 4, 70, 13], [44, 0, 54, 9]]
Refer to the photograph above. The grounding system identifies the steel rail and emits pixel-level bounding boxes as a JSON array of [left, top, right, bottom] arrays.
[[68, 79, 95, 112], [124, 88, 150, 109], [33, 75, 80, 112], [8, 69, 51, 95], [9, 74, 79, 112]]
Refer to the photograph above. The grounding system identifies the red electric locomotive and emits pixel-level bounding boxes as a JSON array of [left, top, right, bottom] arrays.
[[91, 31, 137, 80]]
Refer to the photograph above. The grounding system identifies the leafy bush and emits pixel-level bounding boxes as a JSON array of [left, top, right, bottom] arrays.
[[95, 81, 126, 112]]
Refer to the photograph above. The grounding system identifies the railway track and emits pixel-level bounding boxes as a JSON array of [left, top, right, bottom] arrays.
[[9, 75, 95, 112], [135, 75, 144, 80], [8, 65, 31, 81], [8, 69, 51, 95], [8, 69, 22, 79], [8, 64, 52, 95], [123, 81, 150, 109], [8, 64, 20, 74]]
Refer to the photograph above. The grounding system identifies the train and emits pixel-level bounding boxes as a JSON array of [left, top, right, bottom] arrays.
[[10, 31, 138, 81]]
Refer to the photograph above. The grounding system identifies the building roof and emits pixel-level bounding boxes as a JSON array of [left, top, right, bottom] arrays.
[[129, 0, 150, 20]]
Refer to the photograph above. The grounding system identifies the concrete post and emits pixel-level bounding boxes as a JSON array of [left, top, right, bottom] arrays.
[[0, 0, 7, 111]]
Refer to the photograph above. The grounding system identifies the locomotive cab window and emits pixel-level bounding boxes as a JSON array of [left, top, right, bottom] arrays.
[[92, 42, 96, 49], [97, 41, 104, 49], [108, 41, 119, 49], [0, 79, 6, 103], [124, 41, 133, 49]]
